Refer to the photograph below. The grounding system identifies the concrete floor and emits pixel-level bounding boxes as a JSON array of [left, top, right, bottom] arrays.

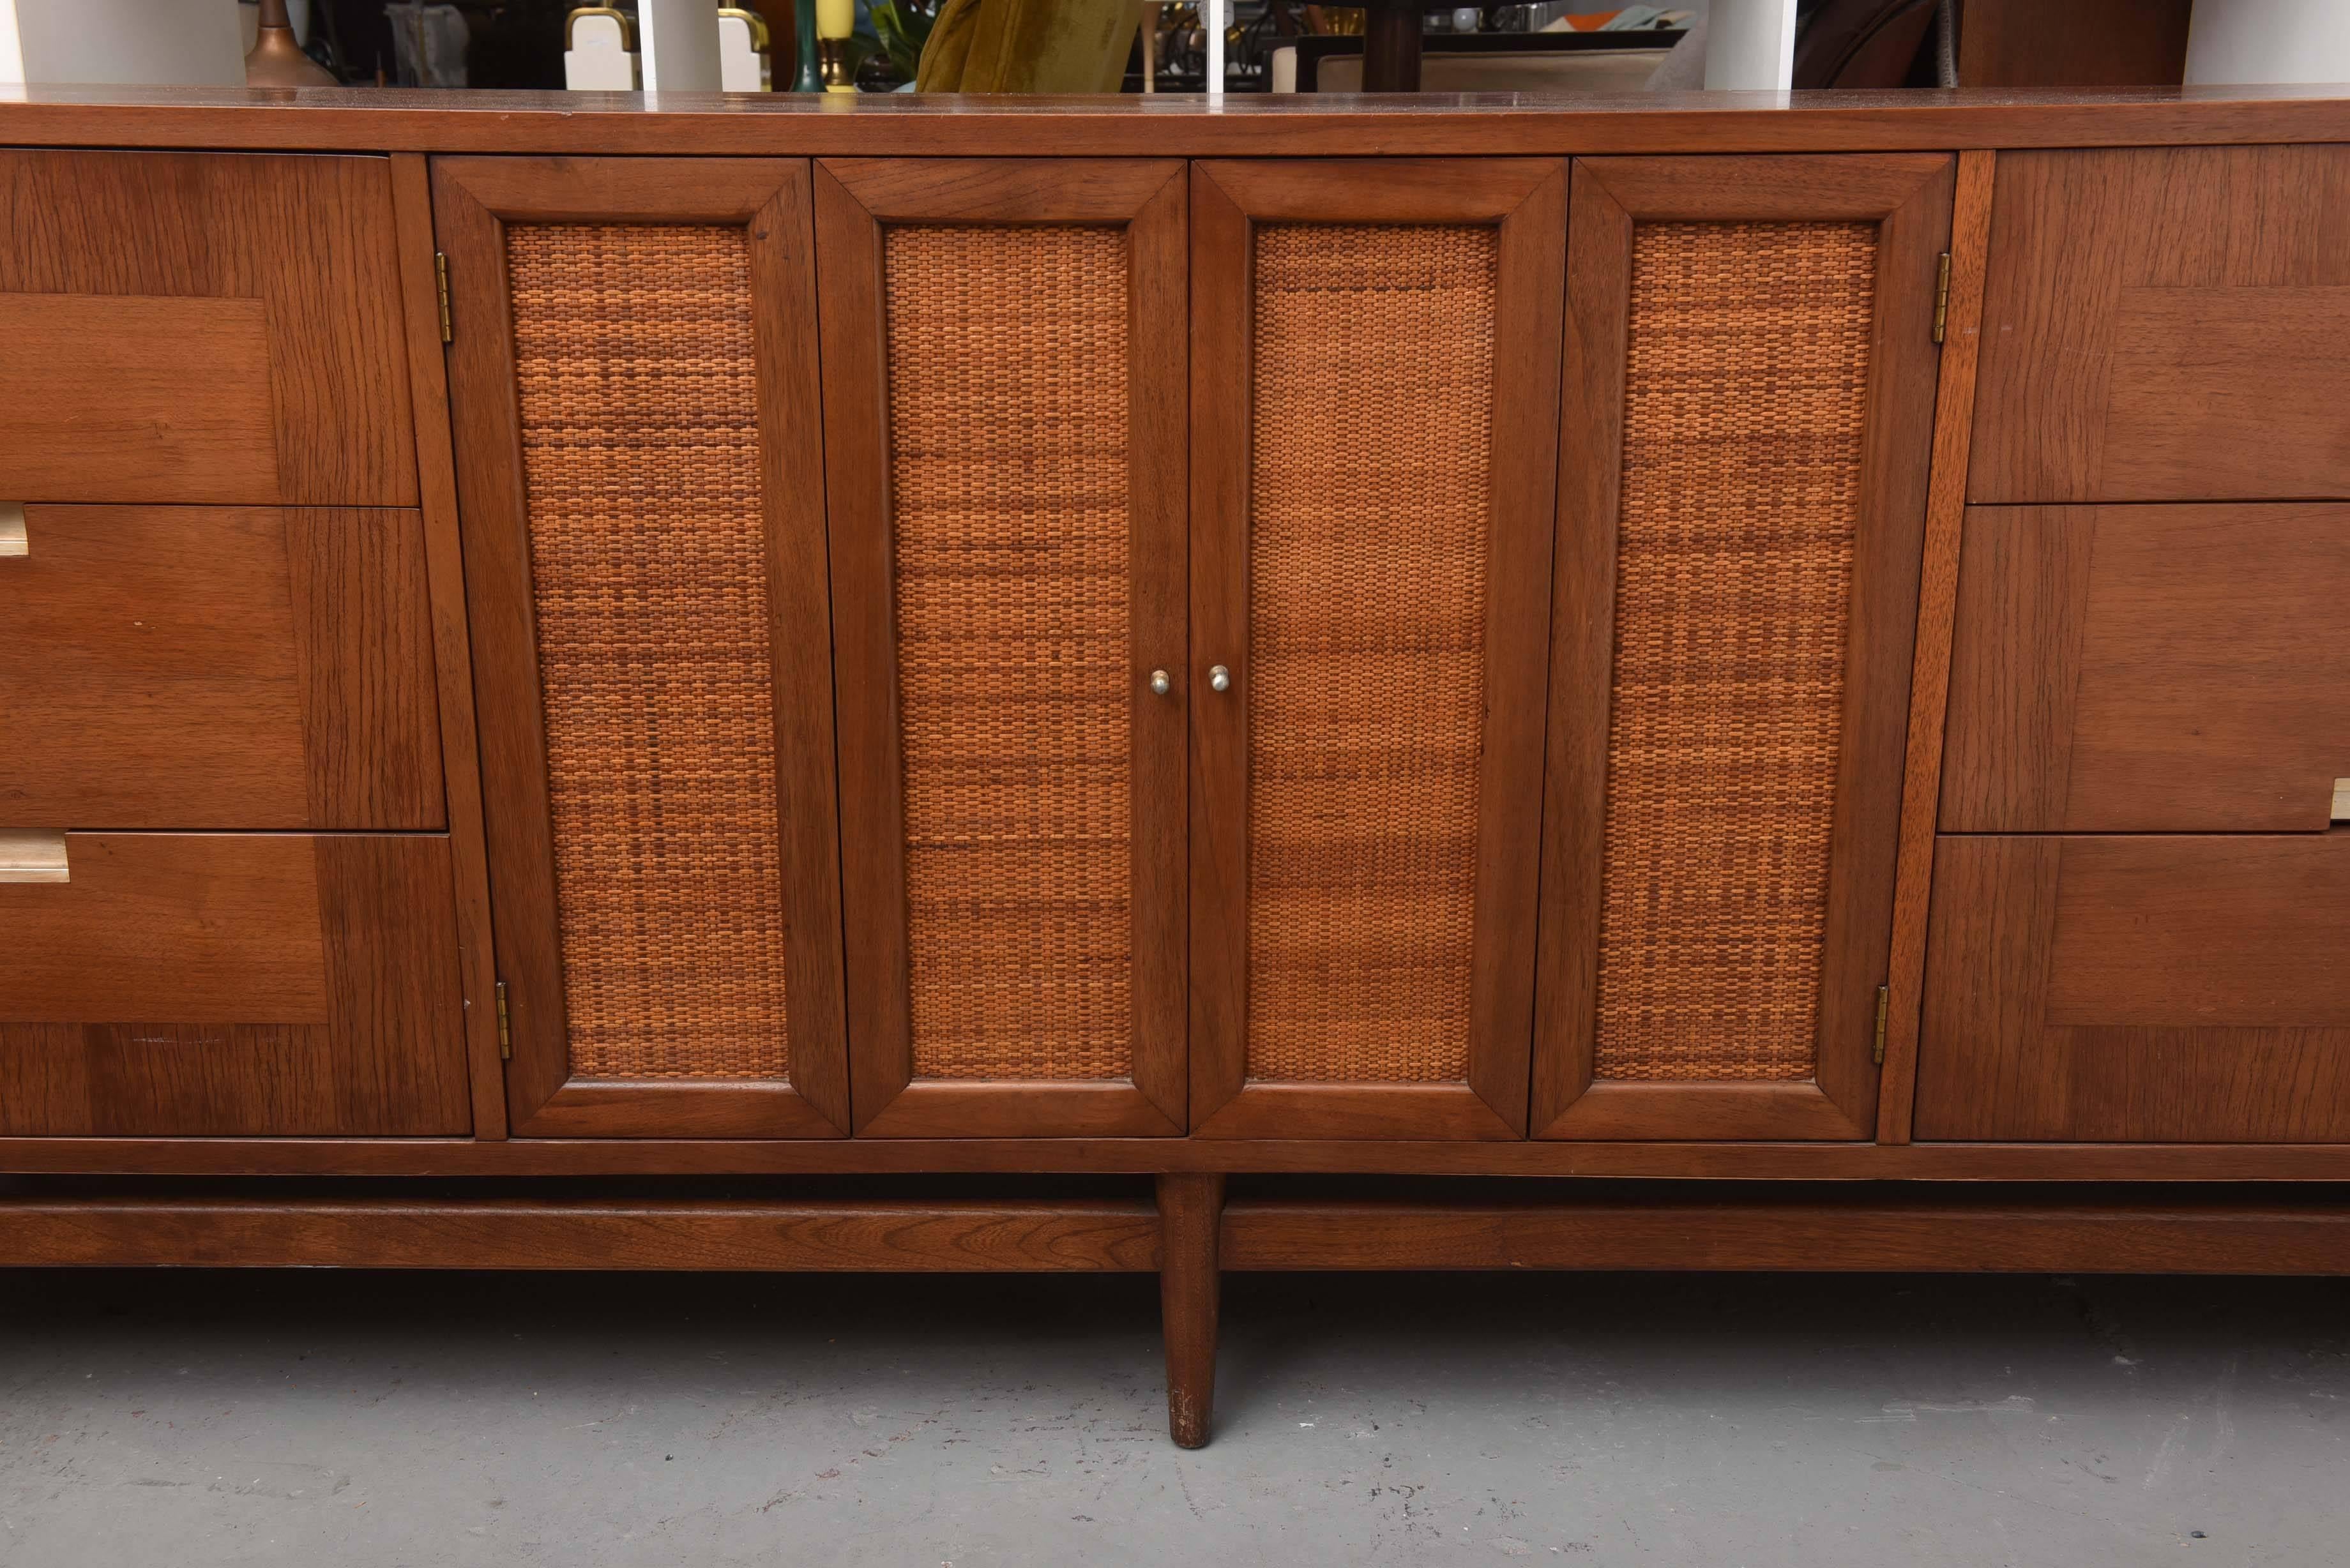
[[1, 1267, 2344, 1566]]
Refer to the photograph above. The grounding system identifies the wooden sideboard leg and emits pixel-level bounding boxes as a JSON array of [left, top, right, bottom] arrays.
[[1157, 1172, 1226, 1449]]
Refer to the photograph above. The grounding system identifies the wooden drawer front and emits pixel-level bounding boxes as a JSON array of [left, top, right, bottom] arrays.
[[0, 149, 415, 508], [0, 833, 472, 1136], [1970, 146, 2350, 504], [0, 506, 444, 829], [1942, 504, 2350, 833], [1916, 835, 2350, 1142]]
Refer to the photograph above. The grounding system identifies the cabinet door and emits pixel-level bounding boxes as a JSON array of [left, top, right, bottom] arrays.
[[436, 158, 849, 1138], [816, 159, 1188, 1138], [1535, 155, 1953, 1140], [1190, 159, 1567, 1139]]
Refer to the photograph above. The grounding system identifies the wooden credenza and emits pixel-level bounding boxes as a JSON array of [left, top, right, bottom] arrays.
[[3, 89, 2347, 1445]]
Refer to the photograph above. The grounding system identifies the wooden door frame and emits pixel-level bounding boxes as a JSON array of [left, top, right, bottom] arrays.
[[434, 155, 851, 1139], [1533, 153, 1955, 1142], [814, 157, 1190, 1139], [1187, 158, 1569, 1141]]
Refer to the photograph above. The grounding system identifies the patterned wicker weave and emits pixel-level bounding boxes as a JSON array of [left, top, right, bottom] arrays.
[[1244, 223, 1497, 1084], [1593, 220, 1877, 1083], [507, 223, 791, 1081], [885, 225, 1133, 1081]]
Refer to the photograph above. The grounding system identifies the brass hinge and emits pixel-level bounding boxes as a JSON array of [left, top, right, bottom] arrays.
[[494, 979, 512, 1060], [1872, 984, 1890, 1067], [1930, 252, 1952, 345], [434, 250, 453, 343]]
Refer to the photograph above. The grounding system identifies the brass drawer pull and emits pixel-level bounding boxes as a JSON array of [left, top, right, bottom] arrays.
[[1149, 668, 1172, 697], [0, 501, 25, 557], [1209, 664, 1231, 693], [0, 830, 69, 883]]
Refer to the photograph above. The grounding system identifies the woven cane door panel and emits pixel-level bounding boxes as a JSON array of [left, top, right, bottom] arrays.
[[1592, 220, 1877, 1085], [1245, 223, 1497, 1085], [884, 225, 1134, 1082], [507, 223, 791, 1082]]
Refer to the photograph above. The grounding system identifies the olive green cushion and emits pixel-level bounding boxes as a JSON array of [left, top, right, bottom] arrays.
[[917, 0, 1134, 92]]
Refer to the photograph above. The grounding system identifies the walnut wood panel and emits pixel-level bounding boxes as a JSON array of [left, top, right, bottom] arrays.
[[390, 151, 509, 1140], [0, 505, 443, 829], [816, 158, 1187, 1140], [0, 1198, 1161, 1270], [0, 834, 471, 1136], [0, 294, 277, 504], [24, 1135, 2350, 1182], [9, 1192, 2350, 1276], [1941, 504, 2350, 833], [1220, 1196, 2350, 1274], [1537, 154, 1951, 1141], [0, 149, 415, 506], [1188, 158, 1564, 1142], [4, 86, 2347, 160], [1915, 835, 2350, 1143], [434, 156, 849, 1140], [1876, 149, 1996, 1146], [1970, 146, 2350, 504]]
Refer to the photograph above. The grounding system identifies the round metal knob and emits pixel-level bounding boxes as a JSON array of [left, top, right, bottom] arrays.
[[1149, 669, 1172, 697], [1209, 665, 1231, 693]]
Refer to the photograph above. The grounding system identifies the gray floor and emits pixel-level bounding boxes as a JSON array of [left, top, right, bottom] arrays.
[[1, 1265, 2344, 1566]]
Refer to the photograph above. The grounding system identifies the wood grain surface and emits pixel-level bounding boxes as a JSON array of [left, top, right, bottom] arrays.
[[1914, 836, 2350, 1143], [1970, 145, 2350, 502], [0, 148, 416, 506]]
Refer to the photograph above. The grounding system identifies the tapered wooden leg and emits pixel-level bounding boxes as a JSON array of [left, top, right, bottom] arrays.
[[1157, 1172, 1225, 1449]]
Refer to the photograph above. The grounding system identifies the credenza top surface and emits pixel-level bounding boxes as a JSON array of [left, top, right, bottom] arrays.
[[3, 82, 2345, 156]]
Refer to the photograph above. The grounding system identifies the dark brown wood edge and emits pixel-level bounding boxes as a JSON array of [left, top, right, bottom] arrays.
[[433, 159, 568, 1132], [818, 155, 1184, 222], [1220, 1196, 2350, 1274], [5, 89, 2350, 160], [750, 168, 854, 1135], [855, 1082, 1183, 1139], [816, 158, 1190, 1138], [1877, 149, 1995, 1146], [1807, 153, 1954, 1135], [1192, 1083, 1520, 1141], [12, 1191, 2350, 1277], [1126, 166, 1193, 1133], [508, 1081, 842, 1138], [1194, 156, 1568, 223], [1466, 158, 1567, 1135], [1571, 151, 1954, 220], [1, 1196, 1160, 1270], [433, 155, 847, 1139], [1158, 1172, 1224, 1448], [1531, 162, 1631, 1135], [19, 1136, 2350, 1180], [812, 159, 913, 1135], [1185, 162, 1253, 1131], [1542, 1083, 1872, 1141], [423, 154, 800, 222], [391, 151, 504, 1140], [1535, 153, 1953, 1142], [1186, 157, 1567, 1140]]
